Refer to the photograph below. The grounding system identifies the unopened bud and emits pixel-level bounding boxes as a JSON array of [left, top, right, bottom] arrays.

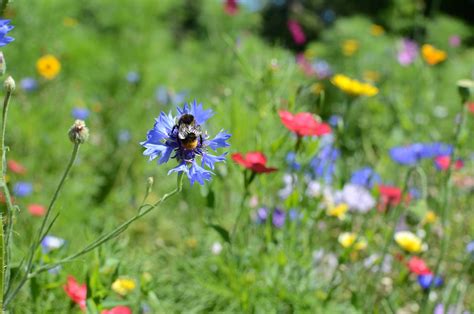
[[457, 79, 474, 103], [0, 52, 6, 76], [68, 119, 89, 144], [146, 176, 154, 194], [4, 76, 15, 92]]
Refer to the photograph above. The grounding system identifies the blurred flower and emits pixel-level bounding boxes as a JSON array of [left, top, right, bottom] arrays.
[[279, 110, 331, 137], [448, 35, 461, 47], [27, 204, 46, 217], [370, 24, 384, 36], [331, 74, 378, 97], [434, 156, 464, 171], [417, 274, 443, 289], [394, 231, 423, 253], [13, 181, 33, 197], [389, 143, 453, 166], [118, 129, 131, 143], [321, 9, 336, 24], [296, 54, 314, 76], [63, 275, 87, 311], [421, 44, 447, 65], [341, 39, 358, 56], [338, 232, 367, 250], [289, 209, 300, 221], [379, 185, 403, 208], [239, 0, 265, 12], [102, 306, 132, 314], [468, 102, 474, 114], [285, 152, 300, 171], [407, 257, 432, 275], [71, 107, 90, 120], [423, 210, 437, 224], [279, 173, 296, 199], [20, 77, 38, 92], [112, 278, 136, 296], [327, 203, 348, 220], [0, 19, 14, 47], [8, 160, 26, 174], [350, 167, 381, 189], [310, 144, 339, 184], [466, 241, 474, 257], [311, 59, 332, 79], [141, 100, 231, 185], [126, 71, 140, 84], [232, 152, 277, 173], [224, 0, 238, 15], [287, 20, 306, 45], [41, 235, 65, 253], [255, 207, 268, 224], [211, 241, 223, 255], [434, 304, 458, 314], [36, 55, 61, 80], [340, 183, 376, 213], [272, 208, 286, 228], [185, 237, 198, 249], [397, 39, 418, 66]]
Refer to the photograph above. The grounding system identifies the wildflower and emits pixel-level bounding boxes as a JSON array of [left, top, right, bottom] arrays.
[[279, 173, 296, 199], [421, 44, 447, 65], [63, 275, 87, 311], [272, 208, 286, 228], [232, 152, 277, 173], [125, 71, 140, 84], [331, 74, 378, 97], [311, 59, 332, 79], [288, 20, 306, 45], [434, 156, 464, 171], [449, 35, 461, 47], [4, 76, 14, 92], [41, 235, 65, 253], [13, 181, 33, 197], [327, 203, 348, 220], [417, 274, 443, 289], [350, 167, 381, 189], [390, 143, 453, 166], [285, 152, 300, 171], [341, 39, 358, 56], [27, 204, 46, 216], [394, 231, 423, 253], [311, 144, 339, 184], [468, 102, 474, 114], [20, 77, 38, 92], [111, 278, 136, 296], [397, 39, 418, 66], [279, 110, 331, 137], [36, 55, 61, 80], [379, 185, 404, 207], [466, 241, 474, 257], [340, 183, 376, 213], [423, 210, 437, 224], [102, 306, 132, 314], [255, 207, 268, 224], [289, 209, 300, 221], [321, 9, 336, 24], [296, 54, 314, 76], [8, 160, 26, 174], [71, 107, 90, 120], [370, 24, 384, 36], [68, 120, 89, 144], [407, 257, 432, 275], [363, 70, 380, 83], [142, 100, 230, 185], [224, 0, 238, 15], [211, 241, 223, 255], [118, 129, 131, 143], [0, 19, 14, 47], [338, 232, 367, 250]]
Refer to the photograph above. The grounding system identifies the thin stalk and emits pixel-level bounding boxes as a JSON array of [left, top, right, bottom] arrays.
[[0, 213, 3, 311], [230, 170, 251, 243], [0, 0, 9, 16]]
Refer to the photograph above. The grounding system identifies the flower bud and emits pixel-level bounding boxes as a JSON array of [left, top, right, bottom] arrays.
[[0, 52, 6, 76], [68, 120, 89, 144], [457, 79, 474, 103], [4, 76, 15, 93]]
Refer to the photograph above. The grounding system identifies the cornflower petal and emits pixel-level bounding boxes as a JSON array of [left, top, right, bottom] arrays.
[[202, 152, 227, 170]]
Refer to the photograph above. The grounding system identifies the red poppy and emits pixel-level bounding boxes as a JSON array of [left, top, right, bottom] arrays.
[[27, 204, 46, 216], [434, 156, 464, 171], [378, 185, 409, 209], [8, 160, 26, 175], [468, 102, 474, 114], [407, 257, 432, 275], [279, 110, 331, 137], [63, 275, 87, 311], [102, 306, 132, 314], [224, 0, 238, 15], [232, 152, 277, 173]]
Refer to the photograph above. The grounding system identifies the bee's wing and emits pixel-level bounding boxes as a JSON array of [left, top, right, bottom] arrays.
[[178, 124, 189, 139]]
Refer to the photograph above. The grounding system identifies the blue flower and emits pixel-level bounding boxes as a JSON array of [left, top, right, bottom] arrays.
[[256, 207, 268, 224], [126, 71, 140, 84], [272, 208, 286, 228], [328, 115, 342, 127], [141, 100, 231, 185], [350, 167, 381, 189], [20, 77, 38, 92], [13, 182, 33, 197], [41, 235, 65, 254], [310, 144, 339, 184], [118, 129, 131, 143], [155, 86, 188, 105], [71, 107, 90, 120], [417, 274, 443, 289], [0, 19, 14, 47], [389, 142, 453, 166], [466, 241, 474, 257], [311, 59, 332, 79], [286, 152, 300, 170]]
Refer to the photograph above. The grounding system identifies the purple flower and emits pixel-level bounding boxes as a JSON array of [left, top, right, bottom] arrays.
[[397, 39, 418, 66], [256, 207, 268, 224], [340, 183, 376, 213], [141, 100, 231, 185], [13, 182, 33, 197], [272, 208, 286, 228], [0, 19, 14, 47], [449, 35, 461, 47], [417, 274, 443, 289], [71, 107, 90, 120], [350, 167, 381, 189], [20, 77, 38, 92]]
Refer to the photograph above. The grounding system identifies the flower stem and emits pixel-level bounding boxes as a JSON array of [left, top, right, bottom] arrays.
[[230, 170, 251, 243]]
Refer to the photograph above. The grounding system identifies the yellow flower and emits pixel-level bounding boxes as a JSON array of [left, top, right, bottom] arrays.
[[342, 39, 359, 56], [36, 55, 61, 80], [327, 203, 349, 220], [421, 44, 447, 65], [423, 210, 437, 224], [394, 231, 423, 253], [338, 232, 367, 250], [111, 278, 136, 296], [370, 24, 384, 36], [331, 74, 378, 97], [63, 17, 78, 27]]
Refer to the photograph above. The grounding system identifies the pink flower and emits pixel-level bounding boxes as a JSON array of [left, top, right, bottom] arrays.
[[102, 306, 132, 314], [407, 257, 432, 275], [224, 0, 238, 15], [287, 20, 306, 45], [63, 275, 87, 311], [8, 160, 27, 175], [397, 39, 418, 66], [449, 35, 461, 47], [296, 54, 314, 76], [27, 204, 46, 216], [434, 156, 464, 171]]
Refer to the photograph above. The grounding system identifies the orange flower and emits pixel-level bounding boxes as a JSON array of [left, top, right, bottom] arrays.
[[36, 55, 61, 80], [421, 44, 447, 65]]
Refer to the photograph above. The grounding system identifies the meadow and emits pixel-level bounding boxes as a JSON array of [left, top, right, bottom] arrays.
[[0, 0, 473, 313]]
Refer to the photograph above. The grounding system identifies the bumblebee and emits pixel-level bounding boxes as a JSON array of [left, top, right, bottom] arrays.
[[174, 114, 202, 150]]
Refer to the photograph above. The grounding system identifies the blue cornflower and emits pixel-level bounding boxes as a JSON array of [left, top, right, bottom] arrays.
[[118, 129, 131, 143], [328, 115, 342, 127], [310, 144, 339, 184], [71, 107, 90, 120], [0, 19, 14, 47], [141, 100, 231, 185], [350, 167, 381, 189], [389, 142, 453, 166], [256, 207, 268, 224], [20, 77, 38, 92], [126, 71, 140, 84], [285, 152, 300, 170], [41, 235, 65, 254], [466, 241, 474, 257], [417, 274, 443, 289], [13, 182, 33, 197], [311, 59, 332, 79], [272, 208, 286, 228]]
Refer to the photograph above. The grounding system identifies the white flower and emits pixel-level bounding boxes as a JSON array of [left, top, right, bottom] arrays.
[[211, 241, 223, 255], [341, 183, 375, 213]]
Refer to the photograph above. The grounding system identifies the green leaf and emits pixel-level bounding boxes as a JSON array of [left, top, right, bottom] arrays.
[[208, 224, 230, 243], [207, 190, 215, 209]]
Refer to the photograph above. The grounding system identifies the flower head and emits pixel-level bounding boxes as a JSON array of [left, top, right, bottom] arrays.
[[331, 74, 378, 97], [407, 257, 432, 275], [111, 278, 136, 296], [288, 20, 306, 45], [421, 44, 447, 65], [340, 183, 376, 213], [389, 142, 453, 166], [310, 144, 339, 184], [449, 35, 461, 47], [141, 100, 230, 185], [28, 204, 46, 217], [417, 274, 443, 289], [102, 306, 132, 314], [126, 71, 140, 84], [272, 208, 286, 228], [68, 120, 89, 144], [36, 55, 61, 80], [224, 0, 238, 15], [341, 39, 358, 56], [0, 19, 14, 47], [279, 110, 331, 137], [63, 275, 87, 310], [350, 167, 381, 189], [327, 203, 348, 220], [20, 77, 38, 92], [232, 152, 277, 173], [41, 235, 65, 253], [397, 39, 418, 66], [338, 232, 367, 250], [13, 181, 33, 197], [8, 160, 26, 175], [434, 156, 464, 171], [71, 107, 90, 120], [379, 185, 404, 208], [394, 231, 423, 253]]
